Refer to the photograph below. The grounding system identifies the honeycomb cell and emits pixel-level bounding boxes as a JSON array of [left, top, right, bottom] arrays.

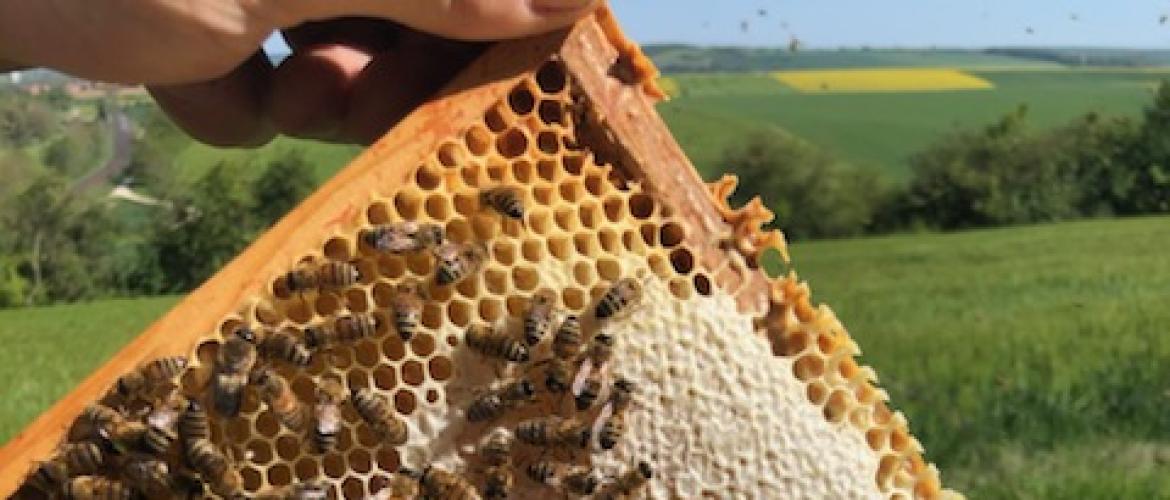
[[393, 190, 422, 220], [660, 221, 685, 247], [323, 453, 348, 479], [314, 294, 342, 317], [241, 466, 263, 492], [807, 381, 830, 406], [483, 106, 507, 132], [375, 448, 401, 473], [401, 361, 425, 386], [376, 257, 407, 281], [554, 206, 578, 232], [584, 174, 605, 197], [346, 369, 369, 390], [422, 303, 444, 329], [596, 257, 621, 282], [452, 192, 478, 217], [538, 100, 565, 125], [381, 336, 407, 362], [562, 153, 585, 175], [454, 275, 481, 300], [410, 333, 437, 357], [348, 448, 374, 474], [247, 439, 275, 465], [528, 208, 552, 235], [572, 261, 594, 286], [424, 194, 452, 220], [323, 237, 352, 261], [603, 196, 624, 223], [465, 125, 493, 157], [669, 278, 692, 300], [254, 303, 281, 326], [621, 230, 642, 253], [572, 232, 597, 256], [367, 202, 392, 225], [824, 389, 850, 423], [535, 61, 567, 94], [512, 159, 535, 184], [536, 159, 560, 182], [578, 201, 601, 229], [447, 300, 473, 327], [255, 410, 282, 439], [295, 457, 320, 481], [670, 248, 695, 275], [342, 477, 366, 500], [866, 428, 889, 452], [196, 340, 220, 366], [511, 266, 540, 292], [276, 435, 301, 461], [562, 287, 587, 311], [629, 192, 654, 219], [478, 298, 505, 322], [426, 389, 440, 404], [890, 428, 911, 454], [599, 229, 621, 254], [345, 289, 370, 313], [508, 85, 536, 115], [428, 356, 454, 382], [405, 253, 432, 277], [794, 354, 826, 381], [490, 241, 517, 266], [521, 239, 545, 263], [537, 130, 560, 154], [436, 141, 462, 168], [393, 390, 417, 415], [446, 218, 473, 243], [497, 128, 529, 158], [559, 179, 582, 203], [227, 414, 255, 442], [694, 273, 713, 296]]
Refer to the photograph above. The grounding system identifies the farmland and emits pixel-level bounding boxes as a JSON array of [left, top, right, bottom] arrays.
[[660, 68, 1170, 178], [3, 217, 1169, 497]]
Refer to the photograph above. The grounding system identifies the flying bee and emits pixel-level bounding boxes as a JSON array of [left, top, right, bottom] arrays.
[[552, 316, 584, 360], [114, 355, 188, 399], [351, 388, 408, 445], [480, 186, 526, 220], [467, 379, 536, 422], [362, 221, 445, 254], [574, 372, 603, 411], [280, 261, 361, 295], [562, 467, 601, 495], [312, 376, 346, 454], [465, 324, 529, 363], [186, 439, 244, 499], [254, 479, 330, 500], [253, 368, 308, 432], [260, 327, 313, 367], [515, 416, 590, 449], [595, 461, 653, 500], [213, 325, 259, 417], [523, 289, 558, 346], [123, 455, 174, 498], [433, 242, 487, 286], [390, 281, 424, 341], [595, 277, 644, 320], [178, 398, 209, 445], [418, 465, 482, 500], [63, 475, 134, 500]]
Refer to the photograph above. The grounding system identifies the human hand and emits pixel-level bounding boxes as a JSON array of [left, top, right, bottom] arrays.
[[0, 0, 599, 145]]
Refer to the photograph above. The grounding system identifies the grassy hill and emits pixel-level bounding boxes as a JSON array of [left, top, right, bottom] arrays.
[[643, 45, 1062, 72], [3, 217, 1170, 497], [659, 68, 1170, 178]]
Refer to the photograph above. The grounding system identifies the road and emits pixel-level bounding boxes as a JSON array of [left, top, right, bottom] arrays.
[[72, 103, 133, 192]]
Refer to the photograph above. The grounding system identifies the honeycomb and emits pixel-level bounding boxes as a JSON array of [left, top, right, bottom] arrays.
[[6, 10, 952, 500]]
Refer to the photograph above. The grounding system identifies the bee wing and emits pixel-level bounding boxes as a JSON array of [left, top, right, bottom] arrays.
[[590, 401, 615, 448], [315, 404, 341, 434], [570, 359, 594, 396]]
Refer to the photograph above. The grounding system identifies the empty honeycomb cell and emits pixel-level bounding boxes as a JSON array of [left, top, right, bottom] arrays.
[[342, 477, 366, 500], [670, 248, 696, 275], [348, 448, 374, 474], [856, 384, 881, 405], [354, 343, 381, 368], [323, 237, 353, 262], [890, 428, 911, 454], [816, 333, 840, 357], [459, 164, 483, 189], [824, 389, 850, 423], [490, 240, 517, 266], [454, 274, 481, 299], [512, 159, 535, 183], [424, 193, 451, 220], [596, 257, 621, 282], [295, 457, 320, 481], [603, 196, 624, 222], [376, 256, 407, 281], [578, 201, 601, 229], [372, 365, 397, 390], [599, 229, 621, 254], [254, 303, 281, 326], [401, 361, 425, 386], [417, 166, 444, 192], [314, 294, 342, 317], [375, 448, 401, 473], [393, 190, 422, 220], [573, 232, 597, 256], [355, 424, 380, 448], [478, 297, 506, 322], [559, 179, 583, 202], [584, 174, 605, 197], [497, 128, 529, 158], [276, 435, 302, 462], [247, 439, 274, 465], [537, 130, 560, 154], [849, 407, 871, 430], [486, 161, 507, 182], [520, 239, 545, 263], [196, 339, 220, 366], [694, 273, 713, 296], [426, 389, 440, 404], [427, 356, 454, 382], [446, 300, 473, 328], [647, 253, 670, 277], [660, 221, 685, 247], [436, 142, 462, 168], [465, 125, 493, 157], [669, 278, 692, 300], [781, 331, 811, 357], [562, 153, 585, 175], [554, 206, 578, 232], [536, 159, 560, 182], [837, 357, 861, 382], [405, 253, 433, 277], [367, 202, 391, 225], [528, 208, 552, 236], [535, 61, 567, 94], [794, 354, 826, 380], [866, 428, 889, 452], [255, 410, 282, 439], [418, 303, 443, 330], [411, 333, 437, 357], [241, 466, 263, 491], [505, 295, 527, 317], [573, 261, 594, 286], [323, 454, 347, 479], [508, 84, 536, 115], [877, 454, 899, 489], [345, 289, 370, 313], [537, 99, 565, 125], [331, 348, 354, 370], [562, 287, 587, 311], [393, 390, 417, 415], [639, 223, 657, 247], [484, 105, 508, 132], [511, 266, 540, 291], [628, 192, 655, 219], [452, 192, 478, 217], [290, 375, 318, 403], [471, 213, 500, 240], [806, 380, 830, 406], [532, 185, 555, 208], [382, 336, 407, 362]]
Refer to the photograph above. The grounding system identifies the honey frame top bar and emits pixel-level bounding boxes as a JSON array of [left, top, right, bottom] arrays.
[[0, 13, 771, 495]]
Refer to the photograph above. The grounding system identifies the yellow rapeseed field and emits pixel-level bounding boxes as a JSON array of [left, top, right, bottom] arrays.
[[773, 68, 994, 93]]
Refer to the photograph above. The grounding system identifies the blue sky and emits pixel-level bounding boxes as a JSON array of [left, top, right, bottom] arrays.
[[609, 1, 1170, 48]]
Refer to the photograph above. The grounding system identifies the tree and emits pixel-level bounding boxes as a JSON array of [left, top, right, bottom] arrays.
[[0, 95, 55, 147], [253, 149, 317, 225]]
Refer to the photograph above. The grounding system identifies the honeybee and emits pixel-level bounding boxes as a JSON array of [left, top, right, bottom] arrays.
[[369, 469, 421, 500], [478, 433, 514, 499], [542, 358, 574, 394], [140, 393, 183, 456], [261, 327, 313, 367], [523, 290, 558, 346], [390, 281, 425, 341], [515, 416, 590, 449], [63, 475, 134, 500], [574, 372, 603, 411], [123, 455, 174, 498], [597, 412, 626, 451], [281, 261, 361, 295], [253, 368, 308, 432], [524, 459, 559, 484], [114, 355, 188, 399], [433, 242, 487, 286], [467, 379, 536, 422], [78, 404, 122, 438], [595, 461, 653, 500], [552, 316, 584, 360], [608, 377, 636, 413], [186, 439, 244, 499], [479, 432, 512, 467], [351, 387, 408, 445], [481, 186, 526, 220], [595, 277, 644, 320], [28, 460, 67, 495], [213, 326, 259, 417], [307, 314, 380, 349], [28, 442, 106, 493], [178, 398, 210, 444], [562, 467, 601, 495], [312, 376, 346, 454], [98, 418, 150, 456], [596, 378, 635, 450], [362, 221, 445, 254], [255, 479, 330, 500], [418, 465, 482, 500], [465, 324, 529, 363], [586, 333, 615, 367]]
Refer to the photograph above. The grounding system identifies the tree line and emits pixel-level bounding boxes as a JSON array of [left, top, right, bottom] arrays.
[[721, 81, 1170, 240]]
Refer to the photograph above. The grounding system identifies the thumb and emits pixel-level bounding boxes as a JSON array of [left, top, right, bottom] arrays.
[[274, 0, 600, 41]]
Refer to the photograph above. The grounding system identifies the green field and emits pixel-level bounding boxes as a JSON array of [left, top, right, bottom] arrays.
[[660, 68, 1170, 178], [172, 135, 362, 184], [4, 217, 1170, 497]]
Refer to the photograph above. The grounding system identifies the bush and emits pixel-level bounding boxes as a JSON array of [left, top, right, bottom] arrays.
[[253, 149, 316, 226], [719, 129, 891, 240]]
